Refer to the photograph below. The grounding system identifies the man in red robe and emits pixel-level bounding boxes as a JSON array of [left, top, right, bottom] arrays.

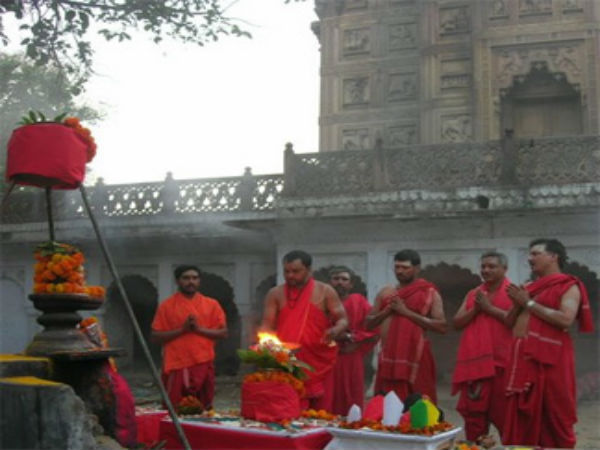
[[366, 249, 447, 404], [503, 238, 594, 448], [452, 251, 513, 442], [261, 250, 349, 409], [323, 266, 379, 415], [152, 265, 228, 408]]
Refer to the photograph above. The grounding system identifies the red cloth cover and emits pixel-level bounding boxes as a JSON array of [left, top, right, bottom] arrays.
[[241, 380, 301, 422], [6, 123, 88, 189]]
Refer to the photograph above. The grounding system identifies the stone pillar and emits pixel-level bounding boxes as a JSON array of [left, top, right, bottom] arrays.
[[283, 143, 297, 196], [239, 167, 254, 212], [499, 129, 518, 185], [162, 172, 177, 215]]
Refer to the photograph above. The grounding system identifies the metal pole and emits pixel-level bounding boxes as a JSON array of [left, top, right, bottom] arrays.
[[45, 187, 55, 241], [79, 185, 192, 450]]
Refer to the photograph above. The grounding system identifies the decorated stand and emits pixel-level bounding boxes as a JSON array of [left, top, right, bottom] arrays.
[[3, 114, 192, 450]]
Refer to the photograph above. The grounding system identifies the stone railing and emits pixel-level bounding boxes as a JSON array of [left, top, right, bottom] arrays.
[[282, 134, 600, 196], [1, 170, 284, 224], [2, 135, 598, 224]]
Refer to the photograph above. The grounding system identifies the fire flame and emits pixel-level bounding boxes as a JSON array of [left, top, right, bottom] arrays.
[[257, 332, 282, 346]]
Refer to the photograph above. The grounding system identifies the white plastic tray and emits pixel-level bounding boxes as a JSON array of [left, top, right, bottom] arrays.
[[324, 426, 462, 450]]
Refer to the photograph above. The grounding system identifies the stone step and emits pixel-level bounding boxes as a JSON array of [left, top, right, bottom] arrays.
[[0, 354, 51, 379]]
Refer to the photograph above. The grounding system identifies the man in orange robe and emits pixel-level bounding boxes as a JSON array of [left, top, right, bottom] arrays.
[[261, 250, 349, 409], [452, 251, 513, 441], [323, 266, 379, 415], [152, 265, 228, 408], [366, 249, 447, 404], [502, 239, 594, 448]]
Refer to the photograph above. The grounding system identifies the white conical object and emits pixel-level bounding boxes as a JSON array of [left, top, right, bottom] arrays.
[[346, 404, 361, 423], [382, 390, 404, 426]]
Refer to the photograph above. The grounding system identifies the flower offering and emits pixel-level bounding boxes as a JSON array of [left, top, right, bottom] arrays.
[[32, 241, 105, 298], [238, 332, 313, 423]]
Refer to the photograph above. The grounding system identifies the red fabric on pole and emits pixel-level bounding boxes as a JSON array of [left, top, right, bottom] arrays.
[[241, 380, 301, 422], [160, 419, 332, 450], [6, 123, 88, 189]]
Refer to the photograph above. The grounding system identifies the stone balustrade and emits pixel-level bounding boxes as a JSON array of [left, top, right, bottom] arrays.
[[2, 134, 598, 224]]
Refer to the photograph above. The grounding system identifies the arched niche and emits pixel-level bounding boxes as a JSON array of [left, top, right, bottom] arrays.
[[199, 272, 241, 376], [105, 275, 160, 370], [564, 261, 599, 388], [501, 65, 583, 138], [420, 263, 482, 382]]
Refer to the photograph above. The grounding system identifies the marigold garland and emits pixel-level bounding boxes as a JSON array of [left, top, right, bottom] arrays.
[[243, 370, 305, 396], [32, 241, 105, 298], [62, 116, 97, 162], [177, 395, 204, 415]]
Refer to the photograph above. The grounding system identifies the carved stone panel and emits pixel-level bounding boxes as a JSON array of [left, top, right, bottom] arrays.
[[441, 115, 473, 143], [562, 0, 583, 13], [342, 77, 370, 108], [388, 23, 417, 50], [488, 0, 509, 20], [342, 28, 370, 56], [495, 45, 583, 95], [342, 128, 370, 150], [387, 72, 417, 102], [345, 0, 368, 10], [441, 58, 472, 91], [519, 0, 552, 16], [387, 124, 418, 147], [439, 6, 470, 36]]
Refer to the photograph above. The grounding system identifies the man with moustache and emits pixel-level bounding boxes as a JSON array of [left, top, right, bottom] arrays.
[[261, 250, 349, 409], [323, 266, 379, 414], [502, 239, 594, 448], [366, 249, 447, 403], [452, 251, 513, 442], [151, 265, 228, 407]]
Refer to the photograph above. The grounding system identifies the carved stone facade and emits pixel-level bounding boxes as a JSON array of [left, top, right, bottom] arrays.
[[314, 0, 600, 150]]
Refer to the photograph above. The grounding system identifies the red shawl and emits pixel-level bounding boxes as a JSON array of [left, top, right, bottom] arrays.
[[452, 278, 513, 393], [524, 273, 594, 365], [343, 293, 378, 355], [276, 278, 338, 397], [378, 278, 437, 384]]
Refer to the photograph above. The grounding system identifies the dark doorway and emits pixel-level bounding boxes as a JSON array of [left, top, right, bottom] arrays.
[[105, 275, 160, 370], [421, 263, 481, 382]]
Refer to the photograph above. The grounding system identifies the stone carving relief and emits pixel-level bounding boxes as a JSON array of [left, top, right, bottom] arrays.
[[440, 6, 470, 35], [562, 0, 583, 13], [388, 73, 417, 101], [489, 0, 509, 19], [387, 125, 418, 147], [495, 45, 583, 94], [389, 23, 417, 50], [343, 28, 370, 55], [343, 77, 370, 107], [441, 74, 471, 90], [441, 115, 472, 143], [519, 0, 552, 15], [342, 128, 370, 150], [344, 0, 368, 10]]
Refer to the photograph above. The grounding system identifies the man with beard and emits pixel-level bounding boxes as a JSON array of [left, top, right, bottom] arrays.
[[502, 239, 594, 448], [366, 249, 447, 403], [151, 265, 228, 408], [451, 251, 513, 442], [323, 266, 379, 414], [261, 250, 349, 409]]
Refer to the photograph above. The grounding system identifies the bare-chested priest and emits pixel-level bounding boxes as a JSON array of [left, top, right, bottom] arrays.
[[261, 250, 349, 409]]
